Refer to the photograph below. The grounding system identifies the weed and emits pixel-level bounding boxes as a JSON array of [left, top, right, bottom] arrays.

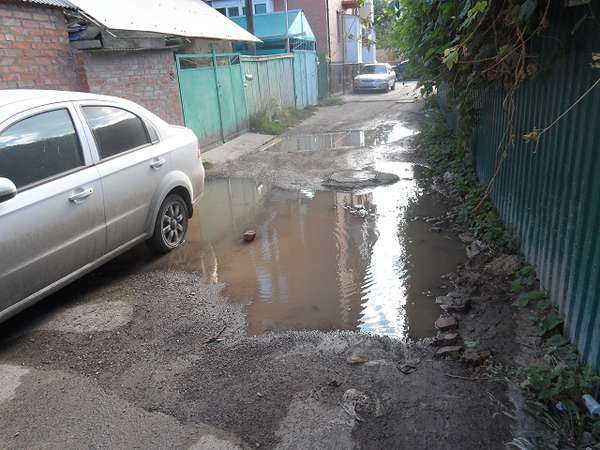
[[415, 105, 519, 252], [249, 107, 315, 135], [319, 96, 345, 107], [202, 161, 213, 170]]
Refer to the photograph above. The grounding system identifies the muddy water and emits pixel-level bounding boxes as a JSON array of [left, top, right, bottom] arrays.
[[103, 124, 465, 340]]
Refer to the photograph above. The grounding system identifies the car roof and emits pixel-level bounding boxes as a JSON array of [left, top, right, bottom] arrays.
[[0, 90, 126, 123]]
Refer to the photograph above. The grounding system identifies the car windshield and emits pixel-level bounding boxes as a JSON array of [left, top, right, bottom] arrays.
[[361, 65, 387, 74]]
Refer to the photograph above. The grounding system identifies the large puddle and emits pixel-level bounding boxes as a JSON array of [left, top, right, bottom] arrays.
[[103, 123, 466, 340]]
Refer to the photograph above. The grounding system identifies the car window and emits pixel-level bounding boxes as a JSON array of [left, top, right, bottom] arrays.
[[147, 123, 159, 142], [0, 109, 84, 189], [82, 106, 150, 159], [361, 65, 387, 74]]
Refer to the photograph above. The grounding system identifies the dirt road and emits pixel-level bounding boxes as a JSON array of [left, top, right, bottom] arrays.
[[0, 85, 517, 449]]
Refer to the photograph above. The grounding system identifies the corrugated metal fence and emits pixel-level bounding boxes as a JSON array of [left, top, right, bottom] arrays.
[[241, 54, 295, 115], [241, 51, 319, 115], [472, 3, 600, 367]]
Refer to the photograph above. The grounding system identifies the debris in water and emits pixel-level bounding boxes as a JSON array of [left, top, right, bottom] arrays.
[[243, 230, 257, 242], [435, 293, 471, 313]]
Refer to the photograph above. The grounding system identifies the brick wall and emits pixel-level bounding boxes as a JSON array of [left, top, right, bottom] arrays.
[[0, 1, 85, 90], [82, 50, 184, 125]]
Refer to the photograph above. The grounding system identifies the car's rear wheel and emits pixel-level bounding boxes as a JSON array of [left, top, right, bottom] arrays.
[[149, 194, 189, 253], [391, 80, 396, 91]]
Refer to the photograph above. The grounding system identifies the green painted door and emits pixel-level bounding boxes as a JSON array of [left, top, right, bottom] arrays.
[[176, 53, 249, 148]]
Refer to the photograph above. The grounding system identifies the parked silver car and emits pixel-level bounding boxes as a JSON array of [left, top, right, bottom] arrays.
[[353, 64, 397, 93], [0, 90, 205, 322]]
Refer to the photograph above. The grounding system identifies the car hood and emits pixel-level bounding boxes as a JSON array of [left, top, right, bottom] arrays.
[[355, 74, 388, 81]]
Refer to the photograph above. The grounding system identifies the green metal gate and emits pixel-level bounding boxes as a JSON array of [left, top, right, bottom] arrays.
[[293, 50, 318, 108], [176, 52, 249, 148]]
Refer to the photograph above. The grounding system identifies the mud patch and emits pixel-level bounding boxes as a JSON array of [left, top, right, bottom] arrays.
[[274, 394, 355, 449], [36, 301, 134, 333]]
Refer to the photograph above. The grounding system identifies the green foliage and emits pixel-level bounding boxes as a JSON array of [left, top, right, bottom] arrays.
[[416, 103, 519, 252], [319, 96, 345, 107], [249, 107, 314, 135], [517, 365, 599, 403], [513, 291, 546, 308], [389, 0, 552, 96]]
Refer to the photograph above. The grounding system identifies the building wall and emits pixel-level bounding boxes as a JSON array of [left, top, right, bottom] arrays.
[[0, 1, 85, 90], [212, 0, 274, 17], [272, 0, 346, 62], [82, 50, 184, 126]]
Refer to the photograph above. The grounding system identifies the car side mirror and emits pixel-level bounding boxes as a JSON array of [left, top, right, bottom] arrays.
[[0, 177, 17, 203]]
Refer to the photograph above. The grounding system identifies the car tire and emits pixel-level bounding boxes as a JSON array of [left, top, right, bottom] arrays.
[[391, 81, 396, 91], [149, 194, 189, 253]]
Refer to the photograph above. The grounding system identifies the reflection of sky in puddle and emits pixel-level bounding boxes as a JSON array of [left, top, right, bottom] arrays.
[[357, 161, 417, 337]]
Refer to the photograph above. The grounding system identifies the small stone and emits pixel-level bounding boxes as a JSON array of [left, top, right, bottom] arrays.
[[466, 240, 485, 259], [435, 316, 458, 331], [434, 345, 463, 359], [443, 171, 456, 183], [430, 226, 442, 233], [485, 255, 522, 276], [458, 232, 475, 244], [462, 349, 491, 366], [425, 217, 438, 224], [432, 333, 459, 347], [347, 354, 369, 365], [243, 230, 257, 242], [435, 294, 471, 313]]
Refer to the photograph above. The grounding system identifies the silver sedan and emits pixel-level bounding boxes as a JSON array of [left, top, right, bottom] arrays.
[[353, 63, 397, 93], [0, 90, 205, 322]]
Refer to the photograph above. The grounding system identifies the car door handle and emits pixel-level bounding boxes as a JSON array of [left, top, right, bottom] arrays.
[[69, 187, 94, 204], [150, 157, 166, 169]]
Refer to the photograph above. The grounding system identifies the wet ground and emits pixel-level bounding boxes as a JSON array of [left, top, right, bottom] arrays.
[[91, 121, 465, 340], [0, 87, 516, 449]]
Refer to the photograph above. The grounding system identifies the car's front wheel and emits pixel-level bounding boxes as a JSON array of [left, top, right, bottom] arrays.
[[149, 194, 189, 253]]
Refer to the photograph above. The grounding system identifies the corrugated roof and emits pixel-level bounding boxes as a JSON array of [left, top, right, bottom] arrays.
[[20, 0, 76, 9], [67, 0, 260, 42], [232, 10, 316, 42]]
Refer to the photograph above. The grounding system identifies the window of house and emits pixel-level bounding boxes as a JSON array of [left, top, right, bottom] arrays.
[[242, 6, 247, 16], [82, 106, 150, 159], [0, 109, 84, 189], [227, 6, 240, 17], [254, 3, 267, 14], [217, 7, 226, 15]]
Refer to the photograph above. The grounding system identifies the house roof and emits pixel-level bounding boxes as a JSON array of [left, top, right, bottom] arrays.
[[231, 10, 316, 42], [20, 0, 75, 8], [66, 0, 260, 42]]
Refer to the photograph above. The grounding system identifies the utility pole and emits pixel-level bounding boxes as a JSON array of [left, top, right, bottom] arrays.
[[245, 0, 256, 55], [284, 0, 290, 53]]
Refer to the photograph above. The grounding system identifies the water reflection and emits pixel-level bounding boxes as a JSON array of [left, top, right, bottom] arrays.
[[101, 124, 465, 340]]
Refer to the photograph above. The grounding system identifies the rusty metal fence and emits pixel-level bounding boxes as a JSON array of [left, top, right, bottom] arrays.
[[471, 3, 600, 367]]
